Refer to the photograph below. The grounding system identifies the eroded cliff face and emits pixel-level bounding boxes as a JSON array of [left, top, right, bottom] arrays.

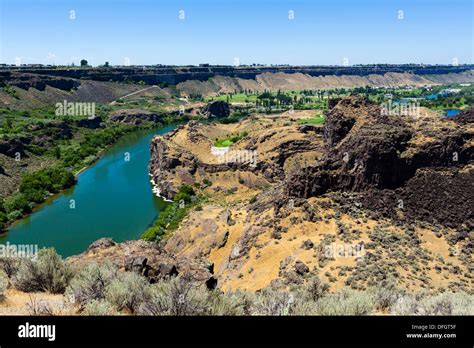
[[5, 64, 473, 87], [285, 97, 473, 229], [147, 99, 473, 293], [148, 117, 323, 199], [148, 124, 200, 199], [0, 72, 80, 91]]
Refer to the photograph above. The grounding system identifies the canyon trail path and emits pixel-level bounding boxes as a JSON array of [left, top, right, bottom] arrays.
[[110, 85, 159, 105]]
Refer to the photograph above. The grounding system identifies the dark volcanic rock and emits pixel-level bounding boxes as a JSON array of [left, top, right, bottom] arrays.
[[156, 262, 179, 277], [69, 239, 216, 288], [125, 256, 148, 274], [298, 124, 324, 134], [200, 101, 230, 117], [87, 237, 116, 251], [284, 96, 474, 229], [0, 121, 74, 156], [324, 109, 356, 146], [361, 168, 474, 230], [294, 260, 310, 275], [6, 72, 80, 91], [0, 138, 28, 157], [76, 116, 103, 129], [450, 107, 473, 125], [301, 239, 314, 250]]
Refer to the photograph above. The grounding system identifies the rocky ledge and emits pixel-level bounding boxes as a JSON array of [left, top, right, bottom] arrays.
[[67, 238, 217, 289]]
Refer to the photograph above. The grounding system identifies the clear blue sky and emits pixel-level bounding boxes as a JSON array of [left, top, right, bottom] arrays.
[[0, 0, 472, 66]]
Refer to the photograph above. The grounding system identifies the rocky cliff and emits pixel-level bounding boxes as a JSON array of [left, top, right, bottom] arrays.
[[149, 117, 323, 199], [285, 97, 473, 229], [5, 64, 473, 85]]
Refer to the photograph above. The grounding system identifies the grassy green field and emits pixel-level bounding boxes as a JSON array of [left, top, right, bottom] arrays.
[[214, 132, 248, 147], [214, 139, 234, 147], [205, 93, 258, 103], [299, 114, 325, 125]]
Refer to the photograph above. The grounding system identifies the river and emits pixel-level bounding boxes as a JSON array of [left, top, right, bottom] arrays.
[[0, 124, 177, 257]]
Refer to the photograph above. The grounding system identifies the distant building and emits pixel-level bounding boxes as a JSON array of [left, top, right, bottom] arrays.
[[199, 63, 210, 67]]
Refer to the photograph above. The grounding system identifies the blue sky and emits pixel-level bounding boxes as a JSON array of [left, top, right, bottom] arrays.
[[0, 0, 472, 66]]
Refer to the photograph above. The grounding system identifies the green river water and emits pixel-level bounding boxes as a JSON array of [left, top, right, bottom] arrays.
[[0, 125, 177, 257]]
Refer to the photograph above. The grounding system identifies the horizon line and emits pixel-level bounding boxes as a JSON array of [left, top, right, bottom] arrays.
[[2, 63, 474, 68]]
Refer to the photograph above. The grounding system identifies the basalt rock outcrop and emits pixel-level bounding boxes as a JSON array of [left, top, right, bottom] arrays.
[[451, 107, 474, 125], [0, 138, 27, 157], [76, 116, 103, 129], [1, 72, 80, 91], [67, 238, 217, 289], [285, 96, 473, 229], [5, 64, 473, 86], [200, 101, 230, 118]]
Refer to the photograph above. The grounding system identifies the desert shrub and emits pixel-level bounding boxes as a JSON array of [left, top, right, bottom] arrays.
[[26, 295, 55, 316], [202, 178, 212, 187], [105, 271, 151, 313], [304, 276, 330, 301], [206, 290, 254, 315], [13, 248, 74, 294], [0, 257, 19, 278], [369, 279, 405, 312], [393, 292, 474, 315], [82, 299, 118, 316], [291, 301, 319, 315], [173, 184, 195, 203], [0, 272, 7, 300], [251, 288, 296, 315], [66, 263, 117, 309], [138, 276, 210, 316], [315, 288, 374, 315]]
